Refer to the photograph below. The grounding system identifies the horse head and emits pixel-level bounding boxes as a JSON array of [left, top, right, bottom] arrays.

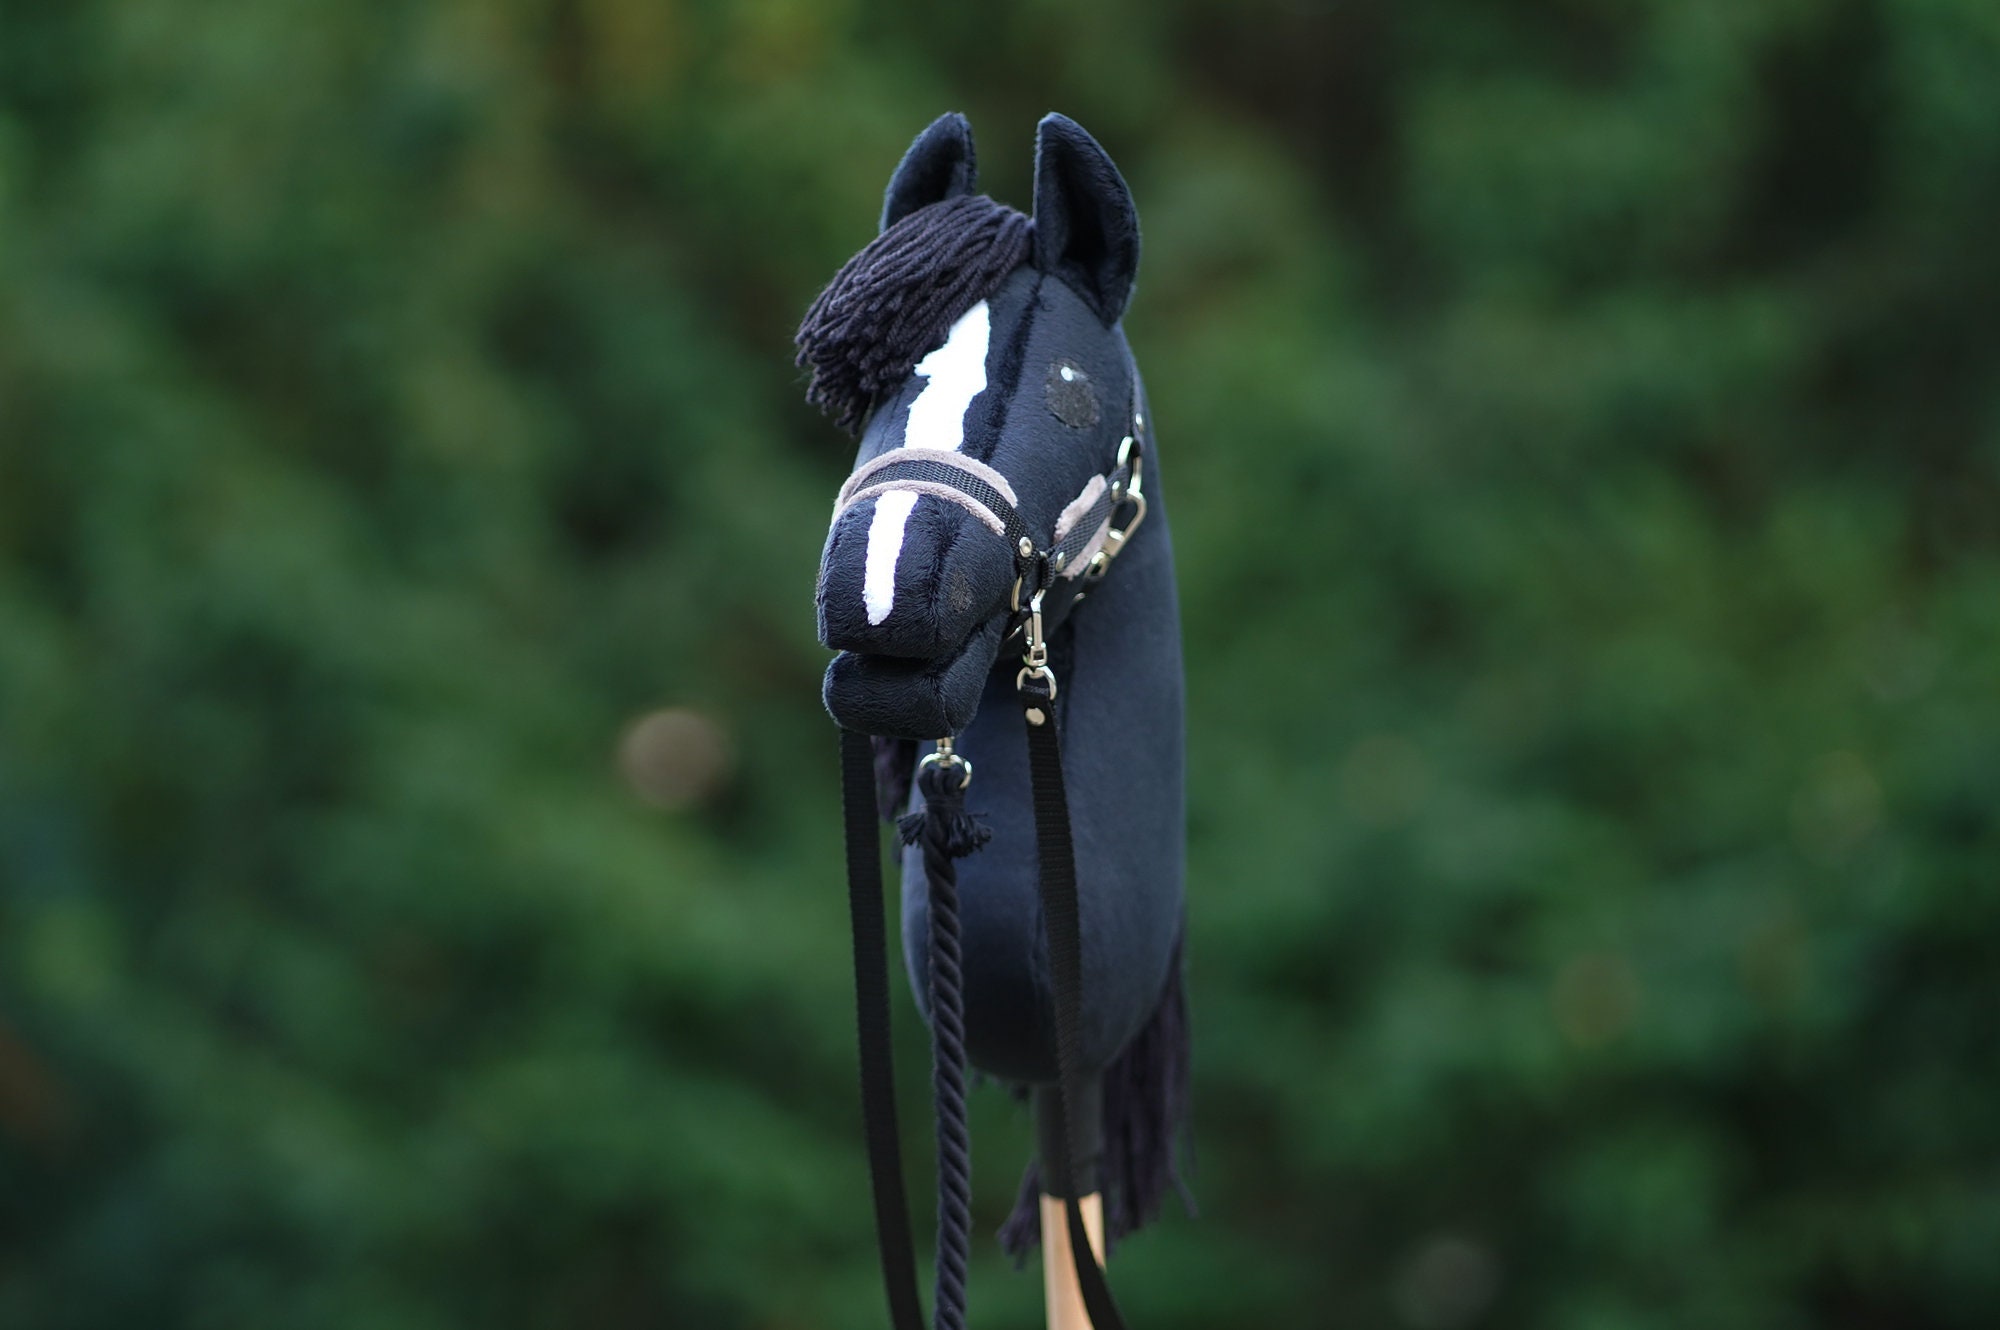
[[809, 112, 1145, 741], [802, 114, 1188, 1297]]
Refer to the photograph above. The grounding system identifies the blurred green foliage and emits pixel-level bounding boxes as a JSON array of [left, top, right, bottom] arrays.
[[3, 1, 1999, 1326]]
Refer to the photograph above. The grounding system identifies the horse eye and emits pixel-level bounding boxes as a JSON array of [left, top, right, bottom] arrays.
[[1045, 358, 1101, 430]]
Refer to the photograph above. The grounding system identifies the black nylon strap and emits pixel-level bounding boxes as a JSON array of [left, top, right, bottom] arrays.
[[1021, 679, 1130, 1330], [853, 451, 1132, 580], [1007, 449, 1135, 654], [1046, 474, 1120, 574], [851, 456, 1036, 551], [841, 729, 927, 1330]]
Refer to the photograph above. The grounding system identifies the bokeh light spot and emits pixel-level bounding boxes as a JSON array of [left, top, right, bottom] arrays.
[[1552, 950, 1640, 1049], [618, 707, 736, 810], [1339, 732, 1430, 827], [1789, 750, 1881, 866], [1393, 1232, 1500, 1329]]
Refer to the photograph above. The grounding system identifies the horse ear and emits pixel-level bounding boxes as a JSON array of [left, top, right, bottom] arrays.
[[1031, 113, 1139, 324], [882, 113, 979, 232]]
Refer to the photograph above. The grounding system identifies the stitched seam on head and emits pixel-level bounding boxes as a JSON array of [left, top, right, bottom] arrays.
[[974, 275, 1043, 463]]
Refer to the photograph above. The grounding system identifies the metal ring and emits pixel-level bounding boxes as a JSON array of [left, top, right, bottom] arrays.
[[1015, 664, 1059, 700], [917, 748, 973, 790]]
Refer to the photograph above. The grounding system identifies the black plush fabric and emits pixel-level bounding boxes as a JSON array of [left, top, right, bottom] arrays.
[[819, 475, 1019, 665], [823, 614, 1008, 740], [997, 927, 1193, 1258], [818, 265, 1141, 738], [871, 735, 918, 822], [813, 115, 1187, 1247], [882, 111, 979, 232], [896, 391, 1183, 1083], [1031, 114, 1141, 325]]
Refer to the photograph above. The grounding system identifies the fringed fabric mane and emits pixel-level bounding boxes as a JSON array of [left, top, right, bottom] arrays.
[[796, 193, 1032, 434]]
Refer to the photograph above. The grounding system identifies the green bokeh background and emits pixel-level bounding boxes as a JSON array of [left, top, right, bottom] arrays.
[[3, 2, 1998, 1326]]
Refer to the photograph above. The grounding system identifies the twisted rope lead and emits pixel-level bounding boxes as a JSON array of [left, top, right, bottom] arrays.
[[903, 756, 990, 1330]]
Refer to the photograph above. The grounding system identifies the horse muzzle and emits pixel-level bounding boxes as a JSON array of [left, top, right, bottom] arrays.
[[817, 492, 1018, 738]]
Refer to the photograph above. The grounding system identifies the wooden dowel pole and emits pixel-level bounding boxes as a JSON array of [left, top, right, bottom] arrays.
[[1040, 1191, 1107, 1330]]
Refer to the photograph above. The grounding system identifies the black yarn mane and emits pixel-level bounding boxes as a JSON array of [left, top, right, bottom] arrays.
[[797, 193, 1032, 434]]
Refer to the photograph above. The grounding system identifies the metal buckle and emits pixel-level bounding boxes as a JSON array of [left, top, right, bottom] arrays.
[[1085, 436, 1147, 583]]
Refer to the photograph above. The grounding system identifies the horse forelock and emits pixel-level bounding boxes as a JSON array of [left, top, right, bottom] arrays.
[[795, 193, 1031, 434]]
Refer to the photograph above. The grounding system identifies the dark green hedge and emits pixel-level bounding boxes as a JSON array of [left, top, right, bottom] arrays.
[[3, 2, 1997, 1326]]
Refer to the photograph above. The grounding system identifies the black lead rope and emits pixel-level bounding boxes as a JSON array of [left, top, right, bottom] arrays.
[[904, 756, 986, 1330], [842, 710, 1130, 1330], [842, 733, 986, 1330], [1019, 673, 1129, 1330], [841, 729, 926, 1330]]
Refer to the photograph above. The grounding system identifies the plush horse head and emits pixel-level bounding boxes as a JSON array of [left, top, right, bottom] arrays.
[[802, 112, 1188, 1327]]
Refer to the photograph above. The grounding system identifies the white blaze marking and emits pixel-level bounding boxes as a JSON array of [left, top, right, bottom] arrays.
[[859, 301, 991, 625], [905, 301, 990, 452], [863, 491, 919, 625]]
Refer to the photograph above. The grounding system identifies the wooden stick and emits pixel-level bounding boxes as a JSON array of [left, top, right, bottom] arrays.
[[1040, 1192, 1107, 1330]]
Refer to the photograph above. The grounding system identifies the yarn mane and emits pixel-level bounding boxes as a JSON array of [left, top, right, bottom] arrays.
[[796, 193, 1032, 434]]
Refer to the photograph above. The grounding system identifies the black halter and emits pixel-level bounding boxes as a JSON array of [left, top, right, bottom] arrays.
[[839, 389, 1149, 1330], [829, 371, 1149, 669]]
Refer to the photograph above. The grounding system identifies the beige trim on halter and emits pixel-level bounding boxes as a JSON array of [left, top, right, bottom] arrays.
[[836, 446, 1019, 509]]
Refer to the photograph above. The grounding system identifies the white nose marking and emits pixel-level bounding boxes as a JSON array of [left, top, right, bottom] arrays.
[[862, 491, 919, 625], [855, 301, 992, 626]]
